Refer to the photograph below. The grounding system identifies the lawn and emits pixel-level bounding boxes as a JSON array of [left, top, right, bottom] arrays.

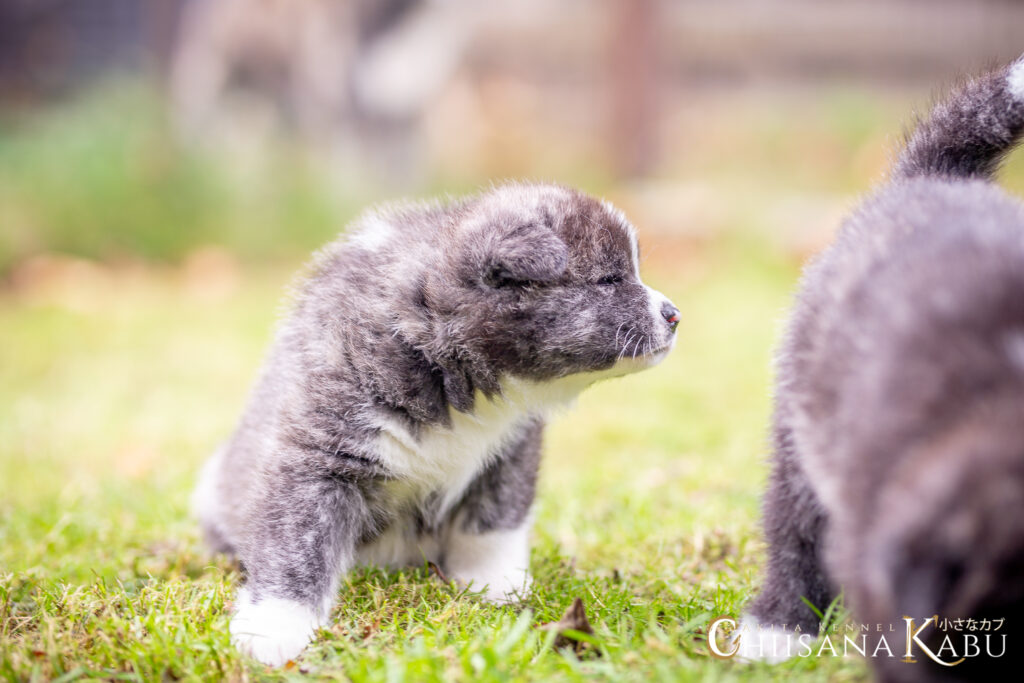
[[4, 83, 1024, 682]]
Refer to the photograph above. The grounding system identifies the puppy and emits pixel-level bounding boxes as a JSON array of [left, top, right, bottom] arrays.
[[741, 56, 1024, 682], [194, 183, 680, 665]]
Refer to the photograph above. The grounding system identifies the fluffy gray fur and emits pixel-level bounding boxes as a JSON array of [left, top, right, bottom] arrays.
[[194, 182, 680, 665], [742, 57, 1024, 682]]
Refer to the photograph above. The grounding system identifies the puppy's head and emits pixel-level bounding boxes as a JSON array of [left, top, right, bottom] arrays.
[[428, 183, 678, 393]]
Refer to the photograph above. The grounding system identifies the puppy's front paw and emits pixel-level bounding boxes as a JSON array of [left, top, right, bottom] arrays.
[[733, 615, 800, 664], [457, 567, 533, 604], [445, 524, 533, 603], [230, 589, 323, 666]]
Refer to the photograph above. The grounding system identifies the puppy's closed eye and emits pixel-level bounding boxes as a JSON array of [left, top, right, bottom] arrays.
[[595, 274, 623, 286]]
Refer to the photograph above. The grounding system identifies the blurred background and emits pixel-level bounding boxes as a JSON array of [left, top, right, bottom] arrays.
[[3, 2, 1024, 676], [3, 0, 1024, 281]]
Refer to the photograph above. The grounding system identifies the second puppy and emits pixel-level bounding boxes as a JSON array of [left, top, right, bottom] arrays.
[[742, 56, 1024, 682]]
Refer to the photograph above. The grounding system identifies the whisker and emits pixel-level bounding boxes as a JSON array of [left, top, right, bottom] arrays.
[[618, 327, 636, 360], [614, 322, 626, 347], [631, 334, 644, 360]]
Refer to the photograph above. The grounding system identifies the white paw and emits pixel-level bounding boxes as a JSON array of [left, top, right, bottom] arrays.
[[733, 615, 800, 664], [459, 567, 533, 604], [229, 589, 323, 666], [445, 524, 533, 603]]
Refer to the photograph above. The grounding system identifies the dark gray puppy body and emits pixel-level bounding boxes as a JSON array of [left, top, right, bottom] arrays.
[[741, 58, 1024, 681], [195, 183, 679, 665]]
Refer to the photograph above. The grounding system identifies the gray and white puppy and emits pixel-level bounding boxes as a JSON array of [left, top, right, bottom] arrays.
[[194, 183, 680, 665], [740, 56, 1024, 682]]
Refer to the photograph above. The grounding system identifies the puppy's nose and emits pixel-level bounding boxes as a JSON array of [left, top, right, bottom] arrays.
[[661, 302, 680, 333]]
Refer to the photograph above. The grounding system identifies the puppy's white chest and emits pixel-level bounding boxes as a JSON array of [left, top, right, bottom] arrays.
[[370, 377, 576, 514], [374, 396, 527, 506]]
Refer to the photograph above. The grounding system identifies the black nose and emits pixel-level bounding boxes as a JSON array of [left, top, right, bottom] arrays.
[[661, 302, 680, 333]]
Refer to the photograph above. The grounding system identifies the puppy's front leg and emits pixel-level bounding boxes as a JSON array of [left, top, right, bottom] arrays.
[[444, 419, 542, 603], [740, 423, 834, 662], [231, 464, 363, 666]]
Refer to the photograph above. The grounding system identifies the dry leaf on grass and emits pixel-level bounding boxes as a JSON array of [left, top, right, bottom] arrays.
[[537, 597, 599, 656]]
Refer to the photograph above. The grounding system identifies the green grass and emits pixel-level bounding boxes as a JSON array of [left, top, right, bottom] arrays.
[[0, 236, 869, 682], [0, 84, 361, 274]]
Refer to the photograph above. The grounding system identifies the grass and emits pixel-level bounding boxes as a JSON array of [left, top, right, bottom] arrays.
[[0, 233, 869, 682], [0, 84, 361, 274]]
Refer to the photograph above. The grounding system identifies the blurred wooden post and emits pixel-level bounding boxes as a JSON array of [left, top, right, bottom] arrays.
[[609, 0, 659, 178], [147, 0, 186, 83]]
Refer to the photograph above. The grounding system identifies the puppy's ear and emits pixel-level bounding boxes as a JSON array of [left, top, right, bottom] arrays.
[[481, 222, 569, 287]]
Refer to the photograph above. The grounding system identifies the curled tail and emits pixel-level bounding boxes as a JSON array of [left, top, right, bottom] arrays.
[[893, 54, 1024, 181]]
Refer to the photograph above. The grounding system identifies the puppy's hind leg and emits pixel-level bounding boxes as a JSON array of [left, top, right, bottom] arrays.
[[443, 419, 542, 603], [230, 456, 365, 666], [192, 446, 236, 555], [740, 424, 834, 662]]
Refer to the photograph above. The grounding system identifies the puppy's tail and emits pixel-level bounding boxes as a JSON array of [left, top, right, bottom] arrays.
[[892, 54, 1024, 181]]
